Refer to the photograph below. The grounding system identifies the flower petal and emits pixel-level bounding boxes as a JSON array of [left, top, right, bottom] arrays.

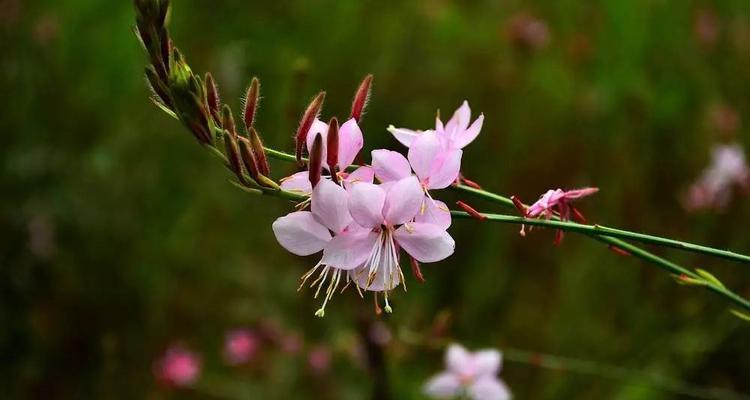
[[408, 132, 442, 182], [423, 372, 461, 399], [453, 113, 483, 149], [343, 166, 375, 191], [272, 211, 331, 256], [350, 260, 402, 292], [383, 176, 423, 225], [416, 198, 452, 230], [305, 119, 330, 164], [473, 350, 502, 377], [312, 179, 352, 233], [445, 100, 472, 136], [426, 148, 462, 189], [337, 118, 364, 169], [372, 149, 412, 182], [563, 187, 599, 199], [446, 344, 472, 375], [394, 222, 454, 263], [321, 229, 378, 270], [468, 377, 511, 400], [280, 171, 312, 194], [387, 125, 427, 147], [348, 183, 386, 229]]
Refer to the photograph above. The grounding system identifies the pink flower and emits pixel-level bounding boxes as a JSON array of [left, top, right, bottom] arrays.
[[322, 175, 455, 312], [424, 344, 510, 400], [515, 187, 598, 244], [154, 345, 201, 388], [388, 101, 484, 151], [684, 143, 749, 211], [272, 179, 370, 317], [307, 345, 332, 375], [223, 329, 259, 365], [305, 118, 364, 171]]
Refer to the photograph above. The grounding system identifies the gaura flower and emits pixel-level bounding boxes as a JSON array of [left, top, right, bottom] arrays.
[[306, 118, 364, 172], [280, 166, 375, 195], [323, 175, 455, 312], [272, 179, 368, 317], [388, 100, 484, 151], [684, 143, 749, 211], [424, 344, 510, 400], [223, 329, 260, 365], [514, 187, 598, 244], [154, 345, 202, 388]]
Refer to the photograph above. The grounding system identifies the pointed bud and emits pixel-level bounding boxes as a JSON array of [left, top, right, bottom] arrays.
[[238, 137, 261, 183], [607, 245, 631, 257], [459, 175, 482, 189], [145, 66, 172, 109], [243, 77, 260, 131], [410, 257, 425, 283], [350, 74, 373, 122], [570, 206, 587, 224], [295, 92, 326, 166], [308, 133, 324, 188], [456, 200, 486, 221], [224, 132, 243, 182], [222, 105, 237, 137], [511, 196, 528, 216], [326, 117, 339, 182], [248, 127, 270, 176], [205, 73, 221, 126]]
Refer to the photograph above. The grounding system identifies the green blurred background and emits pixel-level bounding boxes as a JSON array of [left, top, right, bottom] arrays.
[[3, 0, 750, 398]]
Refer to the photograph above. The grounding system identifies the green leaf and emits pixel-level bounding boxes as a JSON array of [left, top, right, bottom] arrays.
[[695, 269, 725, 289], [730, 309, 750, 322]]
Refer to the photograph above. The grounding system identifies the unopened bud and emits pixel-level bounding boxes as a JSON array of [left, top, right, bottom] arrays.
[[238, 137, 261, 183], [222, 105, 237, 137], [145, 65, 172, 109], [456, 200, 486, 221], [571, 206, 587, 224], [410, 257, 425, 283], [224, 133, 243, 181], [350, 74, 373, 122], [326, 117, 339, 182], [308, 133, 324, 188], [205, 73, 221, 126], [243, 77, 260, 132], [511, 196, 528, 216], [248, 127, 270, 176], [295, 92, 326, 166]]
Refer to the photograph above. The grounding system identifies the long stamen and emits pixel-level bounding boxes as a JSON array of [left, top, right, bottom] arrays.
[[298, 262, 322, 291]]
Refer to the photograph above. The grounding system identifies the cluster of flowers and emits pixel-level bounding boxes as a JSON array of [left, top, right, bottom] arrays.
[[272, 92, 484, 316]]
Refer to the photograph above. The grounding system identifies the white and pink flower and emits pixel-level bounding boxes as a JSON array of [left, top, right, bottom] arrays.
[[424, 344, 510, 400]]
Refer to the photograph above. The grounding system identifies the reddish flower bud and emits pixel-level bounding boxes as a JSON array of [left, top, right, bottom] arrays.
[[460, 175, 482, 189], [326, 117, 339, 182], [243, 77, 260, 131], [410, 257, 425, 283], [145, 65, 173, 109], [308, 133, 324, 188], [295, 92, 326, 166], [222, 104, 237, 137], [224, 133, 244, 182], [511, 195, 528, 216], [570, 206, 587, 224], [238, 137, 261, 183], [456, 200, 486, 221], [248, 127, 270, 176], [607, 245, 631, 257], [350, 74, 373, 123], [205, 72, 221, 125], [553, 229, 564, 246]]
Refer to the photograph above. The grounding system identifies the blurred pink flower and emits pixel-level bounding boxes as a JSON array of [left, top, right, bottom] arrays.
[[307, 345, 332, 375], [224, 329, 260, 365], [154, 345, 201, 388], [424, 344, 510, 400], [507, 12, 550, 51], [684, 143, 749, 211], [280, 333, 303, 354]]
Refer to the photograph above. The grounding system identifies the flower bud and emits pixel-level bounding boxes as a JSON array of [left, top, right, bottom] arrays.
[[224, 133, 243, 182], [295, 92, 326, 166], [350, 74, 373, 122], [243, 77, 260, 132], [145, 65, 172, 109], [326, 117, 339, 181], [248, 127, 270, 176], [205, 72, 221, 126], [456, 200, 486, 221], [510, 195, 528, 216], [222, 104, 237, 137], [410, 257, 425, 283], [308, 133, 324, 188], [238, 137, 261, 183]]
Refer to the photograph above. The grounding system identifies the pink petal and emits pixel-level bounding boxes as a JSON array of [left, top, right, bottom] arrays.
[[280, 171, 312, 194], [350, 261, 402, 292], [445, 100, 472, 135], [321, 229, 378, 270], [383, 176, 423, 226], [272, 211, 331, 256], [394, 222, 455, 263], [305, 119, 330, 165], [416, 198, 452, 230], [468, 377, 511, 400], [423, 372, 461, 398], [453, 113, 484, 149], [408, 132, 442, 182], [348, 183, 386, 229], [387, 125, 424, 147], [337, 118, 364, 169], [372, 149, 412, 182], [343, 166, 375, 191], [426, 148, 462, 190], [563, 187, 599, 199], [311, 180, 352, 233], [446, 344, 472, 374], [473, 350, 502, 376]]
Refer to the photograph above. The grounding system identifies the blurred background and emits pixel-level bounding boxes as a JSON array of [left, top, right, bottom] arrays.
[[3, 0, 750, 398]]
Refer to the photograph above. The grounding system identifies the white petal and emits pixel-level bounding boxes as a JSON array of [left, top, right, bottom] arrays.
[[394, 222, 455, 263], [348, 183, 386, 229], [312, 180, 352, 233], [468, 377, 511, 400], [423, 372, 461, 399], [383, 176, 423, 226], [321, 229, 379, 270], [473, 350, 502, 376], [272, 211, 331, 256], [446, 344, 472, 375], [416, 199, 452, 230]]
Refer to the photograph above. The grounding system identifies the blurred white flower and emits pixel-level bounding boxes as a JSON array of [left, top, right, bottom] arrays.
[[684, 143, 749, 211], [424, 344, 511, 400]]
